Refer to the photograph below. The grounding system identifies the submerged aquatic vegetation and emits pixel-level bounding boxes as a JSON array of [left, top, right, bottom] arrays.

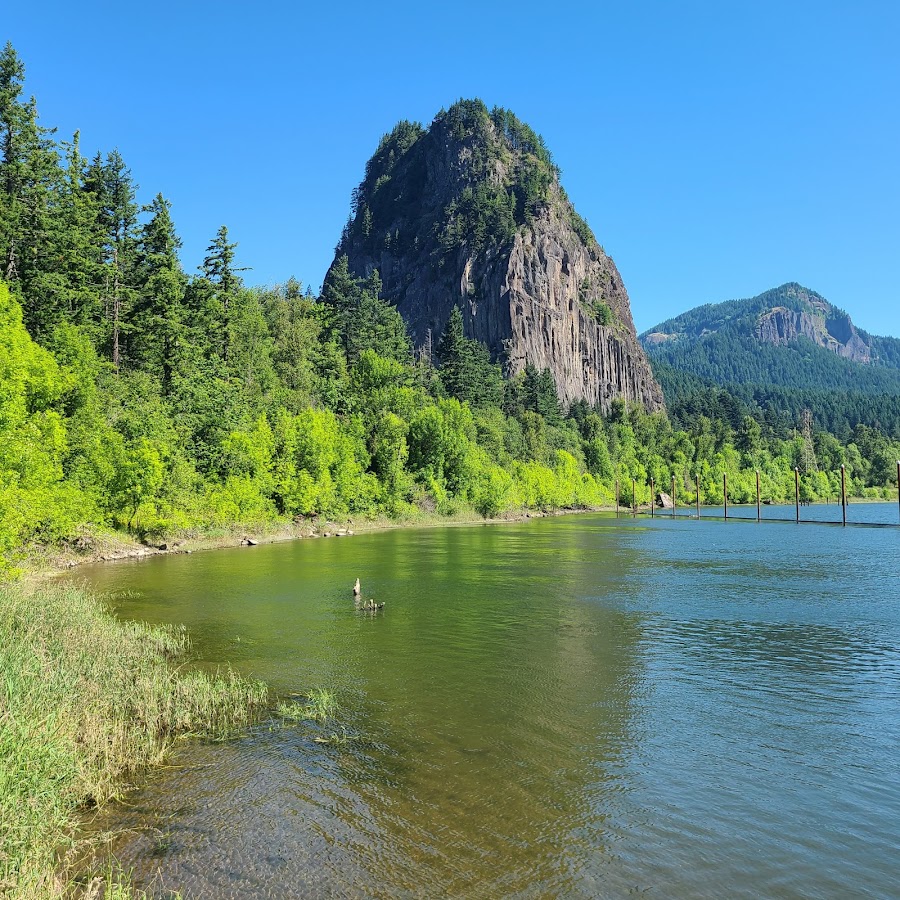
[[70, 859, 184, 900], [277, 690, 355, 747], [0, 583, 267, 899], [313, 726, 351, 746], [302, 688, 340, 723], [277, 688, 339, 724]]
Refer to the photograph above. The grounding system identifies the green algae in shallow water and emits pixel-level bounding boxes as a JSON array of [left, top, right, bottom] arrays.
[[313, 726, 351, 745]]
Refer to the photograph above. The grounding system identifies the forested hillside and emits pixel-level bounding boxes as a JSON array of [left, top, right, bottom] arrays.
[[1, 44, 898, 575], [642, 284, 900, 436]]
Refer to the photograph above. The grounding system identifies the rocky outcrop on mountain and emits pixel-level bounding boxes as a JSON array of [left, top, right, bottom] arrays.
[[639, 283, 900, 412], [643, 282, 878, 365], [643, 331, 677, 346], [756, 301, 872, 363], [329, 100, 663, 413]]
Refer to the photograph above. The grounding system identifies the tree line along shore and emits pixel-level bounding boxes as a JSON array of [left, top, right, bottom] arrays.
[[1, 41, 899, 579]]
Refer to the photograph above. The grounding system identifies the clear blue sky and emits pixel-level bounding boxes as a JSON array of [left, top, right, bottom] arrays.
[[6, 1, 900, 335]]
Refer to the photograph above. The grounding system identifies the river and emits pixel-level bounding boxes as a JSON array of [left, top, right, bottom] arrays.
[[71, 506, 900, 898]]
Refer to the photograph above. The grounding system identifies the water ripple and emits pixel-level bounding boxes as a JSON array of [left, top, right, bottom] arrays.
[[73, 510, 900, 898]]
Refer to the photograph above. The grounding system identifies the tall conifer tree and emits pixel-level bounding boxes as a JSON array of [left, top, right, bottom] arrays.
[[201, 225, 242, 362], [0, 42, 68, 338], [132, 193, 185, 390], [84, 149, 140, 368]]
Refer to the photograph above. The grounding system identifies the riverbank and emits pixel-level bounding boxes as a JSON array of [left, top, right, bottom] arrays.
[[57, 500, 900, 899], [24, 495, 890, 579], [26, 504, 615, 579], [0, 582, 268, 899]]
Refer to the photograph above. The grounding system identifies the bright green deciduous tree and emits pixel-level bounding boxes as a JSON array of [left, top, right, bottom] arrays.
[[0, 281, 88, 572]]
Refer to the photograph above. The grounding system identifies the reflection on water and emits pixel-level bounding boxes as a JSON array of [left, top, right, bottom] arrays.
[[72, 508, 900, 898]]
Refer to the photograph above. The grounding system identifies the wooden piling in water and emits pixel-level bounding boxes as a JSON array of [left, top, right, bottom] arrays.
[[632, 477, 637, 516], [672, 475, 676, 518], [615, 479, 619, 517], [696, 474, 701, 519], [795, 468, 800, 523], [841, 464, 847, 526], [723, 472, 728, 520], [756, 470, 761, 522], [650, 477, 655, 518]]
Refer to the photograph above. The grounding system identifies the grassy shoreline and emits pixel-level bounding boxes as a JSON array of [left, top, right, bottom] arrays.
[[0, 582, 267, 899], [3, 505, 611, 895]]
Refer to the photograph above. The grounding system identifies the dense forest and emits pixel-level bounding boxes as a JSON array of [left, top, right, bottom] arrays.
[[1, 44, 898, 576]]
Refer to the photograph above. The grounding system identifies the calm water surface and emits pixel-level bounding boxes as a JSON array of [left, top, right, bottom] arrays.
[[72, 507, 900, 898]]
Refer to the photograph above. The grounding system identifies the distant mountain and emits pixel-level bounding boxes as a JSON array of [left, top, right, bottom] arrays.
[[640, 283, 900, 437]]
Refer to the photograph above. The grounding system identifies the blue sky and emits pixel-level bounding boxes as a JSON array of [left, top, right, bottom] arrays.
[[6, 1, 899, 335]]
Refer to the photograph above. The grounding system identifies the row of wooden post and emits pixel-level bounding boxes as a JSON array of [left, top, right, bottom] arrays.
[[615, 460, 900, 526]]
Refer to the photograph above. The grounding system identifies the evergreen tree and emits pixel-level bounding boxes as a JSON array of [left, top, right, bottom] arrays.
[[436, 306, 503, 407], [53, 132, 104, 328], [320, 254, 357, 330], [436, 306, 467, 399], [131, 193, 186, 390], [344, 270, 410, 364], [522, 364, 561, 423], [84, 149, 140, 368], [321, 256, 410, 363], [0, 42, 68, 338], [201, 225, 242, 362]]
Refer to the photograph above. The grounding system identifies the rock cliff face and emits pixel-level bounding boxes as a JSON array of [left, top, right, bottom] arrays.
[[643, 283, 880, 365], [329, 101, 663, 413], [756, 299, 872, 363]]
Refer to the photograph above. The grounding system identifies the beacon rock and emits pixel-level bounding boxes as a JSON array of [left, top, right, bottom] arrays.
[[329, 101, 664, 413]]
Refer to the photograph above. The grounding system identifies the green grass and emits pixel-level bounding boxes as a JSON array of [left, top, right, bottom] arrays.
[[277, 690, 354, 747], [277, 688, 339, 724], [0, 582, 267, 899]]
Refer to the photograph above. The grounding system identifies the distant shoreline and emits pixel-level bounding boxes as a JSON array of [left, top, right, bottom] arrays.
[[31, 495, 896, 579], [32, 505, 613, 578]]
